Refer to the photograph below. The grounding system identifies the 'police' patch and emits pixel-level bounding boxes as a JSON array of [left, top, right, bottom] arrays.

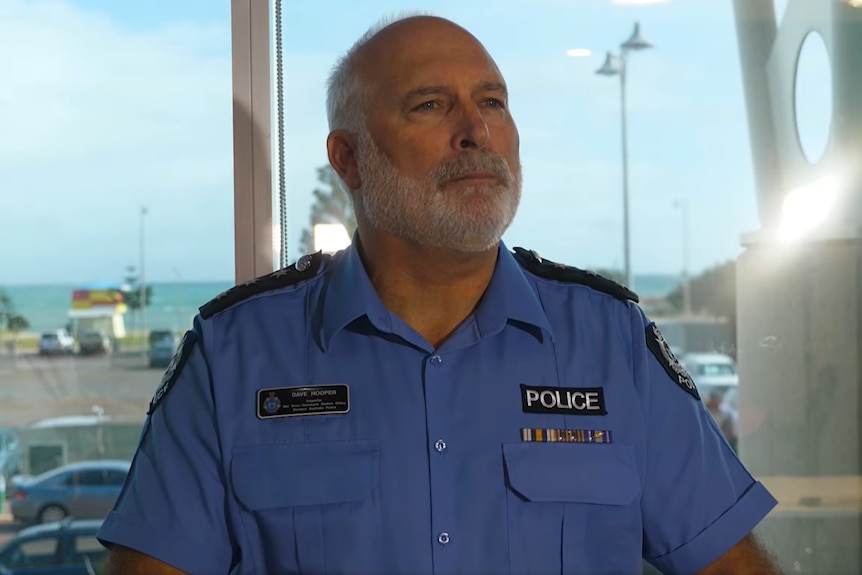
[[521, 384, 607, 415], [645, 323, 699, 400], [257, 384, 350, 419], [148, 330, 197, 415]]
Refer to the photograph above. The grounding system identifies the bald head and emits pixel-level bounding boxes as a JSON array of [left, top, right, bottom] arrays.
[[326, 15, 503, 135]]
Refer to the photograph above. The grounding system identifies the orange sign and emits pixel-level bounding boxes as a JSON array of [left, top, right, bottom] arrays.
[[71, 289, 127, 313]]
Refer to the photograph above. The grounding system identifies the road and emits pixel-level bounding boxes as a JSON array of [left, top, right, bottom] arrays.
[[0, 352, 163, 428]]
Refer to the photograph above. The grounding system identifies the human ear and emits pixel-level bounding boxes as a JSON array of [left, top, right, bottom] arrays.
[[327, 130, 361, 190]]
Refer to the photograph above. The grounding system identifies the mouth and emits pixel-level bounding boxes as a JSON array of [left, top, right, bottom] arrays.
[[446, 171, 499, 186]]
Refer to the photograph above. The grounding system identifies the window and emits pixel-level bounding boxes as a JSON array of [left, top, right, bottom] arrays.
[[696, 363, 736, 377], [0, 0, 232, 544], [2, 538, 58, 568], [268, 2, 861, 573], [2, 0, 856, 573], [105, 470, 129, 486], [76, 470, 107, 487], [74, 535, 105, 554]]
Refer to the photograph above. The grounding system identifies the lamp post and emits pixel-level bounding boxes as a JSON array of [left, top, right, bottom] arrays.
[[172, 266, 182, 334], [139, 206, 148, 363], [674, 199, 692, 315], [595, 22, 653, 291]]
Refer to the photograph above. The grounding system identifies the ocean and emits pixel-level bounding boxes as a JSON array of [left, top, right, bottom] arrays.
[[2, 282, 232, 334], [2, 274, 680, 333]]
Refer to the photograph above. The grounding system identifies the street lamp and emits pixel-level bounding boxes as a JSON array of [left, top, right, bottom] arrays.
[[673, 199, 692, 315], [595, 22, 653, 291], [139, 206, 148, 363]]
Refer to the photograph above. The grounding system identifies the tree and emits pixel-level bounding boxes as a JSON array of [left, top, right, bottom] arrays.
[[298, 165, 356, 255], [121, 266, 153, 311], [0, 289, 30, 353], [666, 260, 737, 350], [667, 260, 736, 319], [121, 267, 153, 338]]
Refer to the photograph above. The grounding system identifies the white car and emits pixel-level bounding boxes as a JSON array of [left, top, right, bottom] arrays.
[[37, 330, 75, 356], [680, 352, 739, 398]]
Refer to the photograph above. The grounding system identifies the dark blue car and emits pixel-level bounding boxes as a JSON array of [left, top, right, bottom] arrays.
[[0, 519, 105, 574]]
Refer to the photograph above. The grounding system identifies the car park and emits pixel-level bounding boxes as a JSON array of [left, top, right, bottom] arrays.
[[7, 460, 130, 524], [0, 519, 105, 575], [37, 332, 74, 357]]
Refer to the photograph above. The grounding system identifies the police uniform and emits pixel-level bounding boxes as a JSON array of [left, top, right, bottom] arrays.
[[97, 243, 777, 575]]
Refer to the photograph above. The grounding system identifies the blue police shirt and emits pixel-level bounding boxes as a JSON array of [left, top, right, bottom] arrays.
[[98, 242, 777, 575]]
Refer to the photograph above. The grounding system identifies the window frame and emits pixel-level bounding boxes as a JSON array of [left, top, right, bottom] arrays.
[[230, 0, 274, 284]]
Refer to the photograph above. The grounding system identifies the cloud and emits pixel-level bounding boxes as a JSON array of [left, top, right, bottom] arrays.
[[0, 0, 234, 283]]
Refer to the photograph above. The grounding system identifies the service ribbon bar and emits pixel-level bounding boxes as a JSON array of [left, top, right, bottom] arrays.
[[520, 428, 613, 444]]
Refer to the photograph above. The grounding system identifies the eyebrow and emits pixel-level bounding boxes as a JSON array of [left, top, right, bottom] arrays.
[[400, 81, 508, 104]]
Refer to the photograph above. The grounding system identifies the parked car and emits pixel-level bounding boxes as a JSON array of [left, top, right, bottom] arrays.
[[7, 460, 130, 524], [680, 352, 739, 398], [0, 428, 21, 479], [148, 331, 179, 368], [76, 331, 110, 356], [37, 331, 75, 357], [0, 518, 106, 575]]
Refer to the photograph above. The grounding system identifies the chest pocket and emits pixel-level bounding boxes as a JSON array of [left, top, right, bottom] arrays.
[[232, 440, 380, 575], [503, 442, 643, 575]]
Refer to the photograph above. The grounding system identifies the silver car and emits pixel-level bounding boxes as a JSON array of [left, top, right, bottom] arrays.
[[7, 460, 130, 524]]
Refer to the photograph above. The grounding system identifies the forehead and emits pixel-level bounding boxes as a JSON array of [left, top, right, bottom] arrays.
[[357, 19, 505, 100]]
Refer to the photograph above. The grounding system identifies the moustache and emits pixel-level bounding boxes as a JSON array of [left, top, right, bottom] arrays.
[[431, 152, 514, 189]]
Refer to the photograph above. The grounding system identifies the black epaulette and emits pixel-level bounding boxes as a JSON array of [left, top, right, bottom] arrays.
[[512, 246, 638, 303], [199, 252, 329, 319]]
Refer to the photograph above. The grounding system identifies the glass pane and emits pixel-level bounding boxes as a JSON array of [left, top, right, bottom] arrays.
[[16, 538, 58, 566], [271, 1, 860, 573], [0, 0, 232, 544], [74, 536, 105, 553]]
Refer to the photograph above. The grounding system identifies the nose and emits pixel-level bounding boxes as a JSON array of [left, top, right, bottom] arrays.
[[450, 103, 490, 152]]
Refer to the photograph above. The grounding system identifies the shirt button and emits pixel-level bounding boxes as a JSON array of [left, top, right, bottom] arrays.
[[437, 532, 450, 545], [430, 355, 443, 366], [434, 439, 447, 453]]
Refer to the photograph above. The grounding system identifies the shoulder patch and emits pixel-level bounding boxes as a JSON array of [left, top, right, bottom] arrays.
[[645, 323, 699, 400], [149, 330, 198, 415], [199, 252, 328, 319], [512, 247, 638, 303]]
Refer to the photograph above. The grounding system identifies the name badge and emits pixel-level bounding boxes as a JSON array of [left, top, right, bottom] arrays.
[[520, 384, 606, 415], [257, 384, 350, 419]]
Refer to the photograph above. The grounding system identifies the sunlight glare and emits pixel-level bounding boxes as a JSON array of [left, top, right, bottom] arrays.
[[779, 174, 840, 241], [314, 223, 351, 254]]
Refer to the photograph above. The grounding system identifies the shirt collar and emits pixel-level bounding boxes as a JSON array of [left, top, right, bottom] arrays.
[[320, 241, 555, 351], [320, 241, 394, 352], [472, 242, 554, 343]]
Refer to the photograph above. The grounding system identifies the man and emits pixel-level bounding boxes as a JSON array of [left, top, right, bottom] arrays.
[[99, 15, 782, 575]]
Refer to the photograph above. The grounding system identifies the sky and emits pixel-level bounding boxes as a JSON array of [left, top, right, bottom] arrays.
[[0, 0, 833, 284]]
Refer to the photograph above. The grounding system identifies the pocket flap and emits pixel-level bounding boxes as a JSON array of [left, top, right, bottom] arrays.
[[231, 440, 378, 509], [503, 443, 639, 505]]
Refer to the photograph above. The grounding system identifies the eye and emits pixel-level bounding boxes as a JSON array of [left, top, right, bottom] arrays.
[[413, 101, 439, 112], [485, 98, 505, 108]]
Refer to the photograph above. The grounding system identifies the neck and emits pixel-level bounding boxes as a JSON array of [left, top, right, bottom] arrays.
[[356, 230, 499, 348]]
